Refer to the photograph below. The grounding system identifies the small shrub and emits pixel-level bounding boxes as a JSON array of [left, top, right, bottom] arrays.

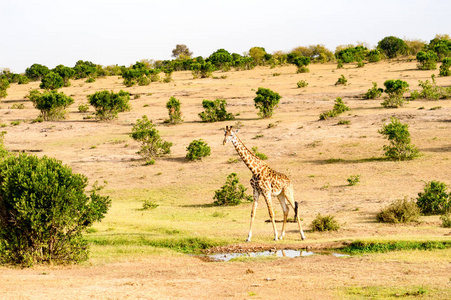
[[416, 50, 438, 70], [163, 69, 173, 83], [416, 180, 450, 215], [137, 75, 150, 86], [166, 96, 183, 124], [78, 103, 89, 113], [310, 214, 340, 232], [142, 199, 159, 210], [0, 79, 9, 99], [357, 60, 364, 68], [378, 117, 419, 161], [376, 198, 420, 223], [87, 90, 131, 120], [439, 57, 451, 77], [319, 97, 350, 120], [292, 56, 310, 73], [213, 173, 252, 206], [440, 214, 451, 228], [297, 80, 308, 88], [18, 75, 30, 85], [191, 62, 214, 79], [0, 154, 111, 266], [335, 74, 347, 86], [364, 82, 383, 99], [39, 72, 64, 90], [186, 139, 211, 161], [347, 175, 360, 186], [28, 90, 74, 121], [253, 87, 281, 118], [11, 103, 25, 109], [198, 99, 234, 122], [251, 146, 268, 160], [337, 59, 344, 69], [382, 79, 409, 108], [410, 75, 450, 100], [367, 49, 381, 62], [130, 115, 172, 162], [338, 119, 351, 125]]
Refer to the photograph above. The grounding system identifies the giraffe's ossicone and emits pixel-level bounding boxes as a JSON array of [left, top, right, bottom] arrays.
[[223, 125, 306, 242]]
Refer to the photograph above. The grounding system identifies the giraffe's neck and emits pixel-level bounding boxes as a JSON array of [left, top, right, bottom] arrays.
[[231, 135, 266, 175]]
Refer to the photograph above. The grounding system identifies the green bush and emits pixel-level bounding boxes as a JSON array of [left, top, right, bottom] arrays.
[[87, 90, 130, 120], [130, 115, 172, 162], [73, 60, 97, 79], [292, 56, 310, 73], [378, 117, 419, 160], [251, 146, 268, 160], [297, 80, 308, 88], [166, 96, 183, 124], [382, 79, 409, 108], [39, 72, 64, 90], [0, 154, 111, 266], [337, 59, 344, 69], [347, 175, 360, 186], [142, 199, 159, 210], [213, 173, 252, 206], [335, 46, 368, 63], [253, 87, 281, 118], [319, 97, 350, 120], [367, 49, 381, 62], [416, 181, 450, 215], [148, 69, 161, 82], [439, 57, 451, 77], [78, 103, 89, 113], [0, 79, 10, 100], [410, 75, 450, 100], [18, 75, 30, 85], [207, 49, 233, 69], [25, 63, 50, 81], [310, 214, 340, 232], [198, 99, 235, 122], [335, 74, 347, 85], [191, 62, 215, 79], [441, 214, 451, 228], [376, 198, 420, 223], [0, 131, 9, 158], [377, 36, 408, 58], [53, 65, 75, 87], [364, 82, 383, 99], [428, 37, 451, 61], [186, 139, 211, 161], [28, 90, 74, 121], [163, 69, 173, 83], [416, 50, 438, 70]]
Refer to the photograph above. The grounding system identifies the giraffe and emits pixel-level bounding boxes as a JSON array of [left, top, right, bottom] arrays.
[[223, 125, 306, 242]]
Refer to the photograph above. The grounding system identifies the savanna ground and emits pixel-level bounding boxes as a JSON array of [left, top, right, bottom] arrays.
[[1, 59, 450, 299]]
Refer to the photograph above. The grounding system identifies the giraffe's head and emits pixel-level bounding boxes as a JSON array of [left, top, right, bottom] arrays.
[[223, 125, 239, 145]]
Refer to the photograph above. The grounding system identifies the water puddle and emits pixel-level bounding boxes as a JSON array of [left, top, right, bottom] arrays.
[[206, 249, 350, 262]]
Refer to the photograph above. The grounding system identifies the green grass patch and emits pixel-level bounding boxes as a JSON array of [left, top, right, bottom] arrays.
[[342, 285, 441, 299], [88, 235, 227, 254], [341, 240, 451, 254]]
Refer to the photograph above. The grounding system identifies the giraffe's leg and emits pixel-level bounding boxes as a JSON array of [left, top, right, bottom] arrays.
[[246, 188, 259, 242], [286, 187, 306, 240], [262, 190, 278, 241], [277, 194, 289, 240]]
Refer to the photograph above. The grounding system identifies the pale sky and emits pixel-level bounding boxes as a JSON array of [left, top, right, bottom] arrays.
[[1, 0, 450, 73]]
